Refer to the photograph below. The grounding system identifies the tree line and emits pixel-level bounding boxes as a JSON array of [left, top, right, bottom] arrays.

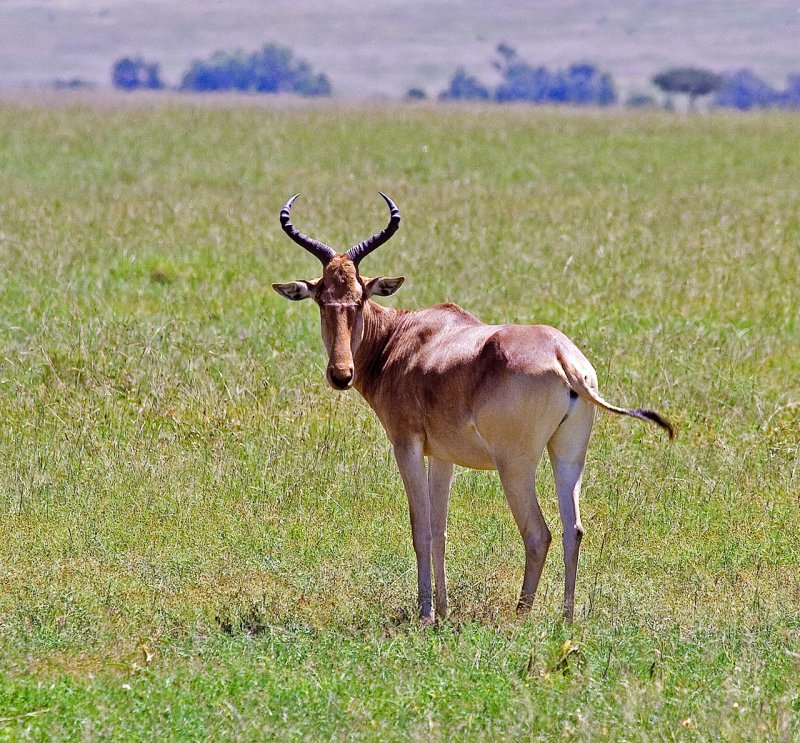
[[110, 42, 800, 110], [435, 44, 617, 106], [111, 44, 331, 97]]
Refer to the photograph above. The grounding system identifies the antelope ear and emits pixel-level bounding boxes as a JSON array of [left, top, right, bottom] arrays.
[[365, 276, 405, 297], [272, 280, 318, 301]]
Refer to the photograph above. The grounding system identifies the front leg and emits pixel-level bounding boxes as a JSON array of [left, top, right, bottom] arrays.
[[429, 458, 454, 619], [393, 440, 434, 624]]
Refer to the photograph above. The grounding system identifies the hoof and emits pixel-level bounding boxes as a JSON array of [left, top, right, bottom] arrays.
[[420, 613, 436, 627], [516, 599, 533, 615]]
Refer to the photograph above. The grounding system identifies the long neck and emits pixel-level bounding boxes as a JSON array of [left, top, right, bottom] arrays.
[[353, 299, 404, 402]]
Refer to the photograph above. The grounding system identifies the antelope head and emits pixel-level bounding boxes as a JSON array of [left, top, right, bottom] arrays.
[[272, 193, 405, 390]]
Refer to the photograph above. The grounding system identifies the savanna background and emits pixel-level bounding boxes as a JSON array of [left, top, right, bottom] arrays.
[[1, 2, 799, 740]]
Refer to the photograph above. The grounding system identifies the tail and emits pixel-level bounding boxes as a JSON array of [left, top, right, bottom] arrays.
[[557, 349, 675, 440]]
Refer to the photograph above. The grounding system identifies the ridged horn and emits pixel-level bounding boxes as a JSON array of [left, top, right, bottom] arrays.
[[279, 194, 337, 265], [346, 192, 401, 266]]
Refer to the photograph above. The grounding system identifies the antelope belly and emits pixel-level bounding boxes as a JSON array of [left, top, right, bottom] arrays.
[[423, 421, 496, 470]]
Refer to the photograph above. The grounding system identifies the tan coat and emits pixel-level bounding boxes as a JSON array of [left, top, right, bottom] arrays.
[[274, 196, 673, 623]]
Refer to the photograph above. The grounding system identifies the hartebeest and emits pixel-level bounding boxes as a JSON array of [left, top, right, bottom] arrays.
[[273, 193, 673, 623]]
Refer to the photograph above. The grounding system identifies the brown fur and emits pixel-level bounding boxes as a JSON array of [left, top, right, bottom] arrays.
[[274, 238, 674, 624]]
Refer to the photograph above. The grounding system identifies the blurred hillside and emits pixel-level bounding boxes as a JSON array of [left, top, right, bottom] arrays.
[[1, 0, 798, 98]]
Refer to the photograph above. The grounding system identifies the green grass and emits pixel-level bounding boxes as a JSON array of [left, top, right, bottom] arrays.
[[0, 101, 798, 740]]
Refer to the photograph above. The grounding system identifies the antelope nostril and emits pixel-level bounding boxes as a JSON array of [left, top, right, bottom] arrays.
[[328, 367, 354, 390]]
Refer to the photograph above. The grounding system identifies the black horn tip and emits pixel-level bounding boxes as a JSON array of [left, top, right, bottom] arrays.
[[280, 193, 301, 218], [378, 192, 400, 216]]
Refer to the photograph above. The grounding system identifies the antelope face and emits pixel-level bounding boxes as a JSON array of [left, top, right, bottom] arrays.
[[272, 194, 404, 391], [316, 257, 364, 390]]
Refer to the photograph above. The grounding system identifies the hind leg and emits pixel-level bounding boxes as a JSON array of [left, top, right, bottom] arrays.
[[547, 401, 594, 621], [496, 451, 552, 613]]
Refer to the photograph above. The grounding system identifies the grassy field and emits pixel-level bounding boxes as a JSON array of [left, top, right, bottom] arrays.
[[0, 100, 798, 739]]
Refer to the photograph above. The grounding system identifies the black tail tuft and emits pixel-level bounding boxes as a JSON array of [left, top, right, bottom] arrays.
[[630, 408, 675, 440]]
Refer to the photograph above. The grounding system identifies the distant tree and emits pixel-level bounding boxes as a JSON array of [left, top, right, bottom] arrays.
[[437, 44, 616, 107], [711, 70, 800, 110], [179, 44, 331, 96], [492, 44, 548, 103], [493, 45, 616, 106], [561, 63, 616, 105], [438, 68, 491, 101], [713, 69, 780, 110], [494, 43, 518, 68], [406, 87, 427, 100], [111, 57, 164, 91], [180, 51, 241, 91], [652, 67, 724, 109], [625, 92, 657, 108]]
